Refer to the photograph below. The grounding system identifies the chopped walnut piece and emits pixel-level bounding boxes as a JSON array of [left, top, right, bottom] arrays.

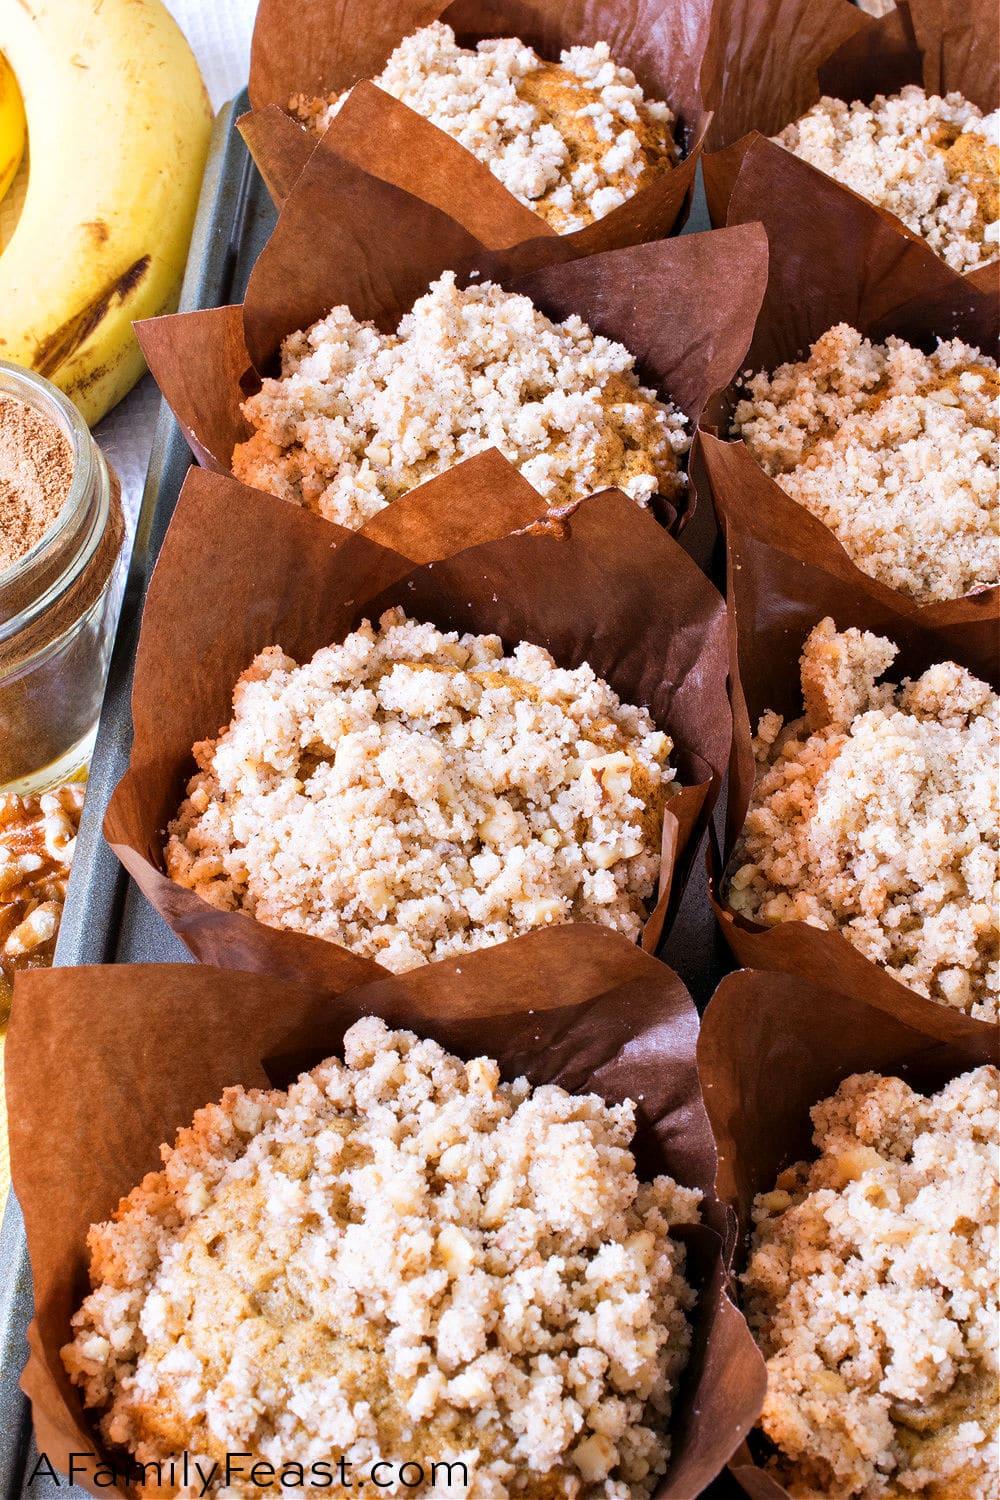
[[0, 783, 84, 1017]]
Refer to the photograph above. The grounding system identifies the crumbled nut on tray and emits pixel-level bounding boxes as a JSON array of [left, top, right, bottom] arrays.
[[0, 783, 84, 1016]]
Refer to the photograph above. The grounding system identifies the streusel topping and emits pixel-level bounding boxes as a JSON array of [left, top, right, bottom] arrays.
[[63, 1016, 701, 1498], [726, 618, 998, 1020], [732, 323, 999, 602], [774, 87, 999, 273], [744, 1065, 999, 1498], [166, 610, 676, 973], [292, 22, 678, 233], [233, 272, 689, 530]]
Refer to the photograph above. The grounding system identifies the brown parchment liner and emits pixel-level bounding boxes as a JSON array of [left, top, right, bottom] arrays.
[[701, 0, 999, 294], [9, 935, 767, 1497], [694, 136, 999, 631], [241, 0, 715, 255], [102, 466, 731, 991], [696, 967, 998, 1497], [136, 135, 769, 540], [705, 484, 998, 1049]]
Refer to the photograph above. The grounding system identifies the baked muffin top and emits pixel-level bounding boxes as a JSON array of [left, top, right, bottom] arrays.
[[732, 323, 999, 603], [774, 86, 999, 273], [63, 1016, 701, 1498], [233, 272, 689, 529], [727, 617, 998, 1020], [744, 1064, 999, 1498], [293, 21, 678, 233], [166, 610, 676, 972]]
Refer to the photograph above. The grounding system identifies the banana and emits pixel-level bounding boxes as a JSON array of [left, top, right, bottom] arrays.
[[0, 0, 213, 427], [0, 52, 26, 207]]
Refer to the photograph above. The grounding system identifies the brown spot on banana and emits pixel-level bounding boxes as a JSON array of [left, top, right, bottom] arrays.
[[32, 254, 151, 378], [83, 220, 110, 246]]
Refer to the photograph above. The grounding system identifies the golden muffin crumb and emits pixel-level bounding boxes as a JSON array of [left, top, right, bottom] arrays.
[[774, 87, 999, 273], [165, 609, 676, 973], [726, 618, 998, 1020], [292, 22, 677, 233], [744, 1065, 999, 1498], [232, 272, 689, 529], [732, 323, 999, 603], [63, 1016, 701, 1498]]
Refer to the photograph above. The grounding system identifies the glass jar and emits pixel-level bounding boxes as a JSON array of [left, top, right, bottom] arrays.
[[0, 362, 125, 795]]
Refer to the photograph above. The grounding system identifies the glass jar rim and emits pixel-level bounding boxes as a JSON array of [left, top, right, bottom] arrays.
[[0, 360, 110, 647]]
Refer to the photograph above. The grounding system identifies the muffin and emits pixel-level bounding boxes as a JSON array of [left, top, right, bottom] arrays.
[[63, 1015, 701, 1498], [743, 1064, 999, 1498], [725, 617, 998, 1020], [292, 21, 678, 233], [731, 324, 999, 602], [166, 609, 676, 972], [773, 86, 999, 273], [232, 272, 690, 530]]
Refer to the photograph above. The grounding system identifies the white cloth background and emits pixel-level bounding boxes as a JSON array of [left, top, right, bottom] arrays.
[[96, 0, 262, 526]]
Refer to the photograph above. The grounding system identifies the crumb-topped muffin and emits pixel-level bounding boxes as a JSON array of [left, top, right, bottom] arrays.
[[743, 1065, 999, 1498], [166, 610, 676, 972], [773, 86, 999, 272], [732, 324, 999, 603], [292, 21, 678, 233], [63, 1016, 701, 1498], [232, 272, 689, 529], [726, 618, 998, 1020]]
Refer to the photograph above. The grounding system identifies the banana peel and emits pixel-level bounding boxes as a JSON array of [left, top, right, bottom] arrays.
[[0, 0, 213, 427], [0, 51, 26, 206]]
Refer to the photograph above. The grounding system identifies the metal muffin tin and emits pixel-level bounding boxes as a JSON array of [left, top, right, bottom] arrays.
[[0, 92, 738, 1498]]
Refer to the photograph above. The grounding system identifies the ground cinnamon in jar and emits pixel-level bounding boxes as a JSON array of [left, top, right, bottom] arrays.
[[0, 396, 74, 571], [0, 361, 124, 793]]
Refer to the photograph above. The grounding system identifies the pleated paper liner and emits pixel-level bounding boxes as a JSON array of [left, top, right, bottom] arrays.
[[696, 968, 998, 1496], [694, 135, 998, 633], [9, 937, 767, 1497], [706, 484, 997, 1047], [102, 466, 731, 988], [241, 0, 714, 254], [136, 136, 769, 541], [701, 0, 999, 294]]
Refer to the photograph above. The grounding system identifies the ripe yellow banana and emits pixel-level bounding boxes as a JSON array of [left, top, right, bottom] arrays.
[[0, 51, 26, 207], [0, 0, 213, 427]]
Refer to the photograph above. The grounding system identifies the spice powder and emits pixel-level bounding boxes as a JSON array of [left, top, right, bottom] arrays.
[[0, 396, 74, 572]]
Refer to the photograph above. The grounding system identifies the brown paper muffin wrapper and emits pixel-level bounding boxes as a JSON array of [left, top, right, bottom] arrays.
[[241, 0, 714, 254], [693, 146, 999, 626], [9, 936, 767, 1497], [696, 967, 998, 1496], [701, 0, 999, 293], [102, 466, 731, 989], [136, 135, 769, 540], [703, 481, 998, 1048]]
